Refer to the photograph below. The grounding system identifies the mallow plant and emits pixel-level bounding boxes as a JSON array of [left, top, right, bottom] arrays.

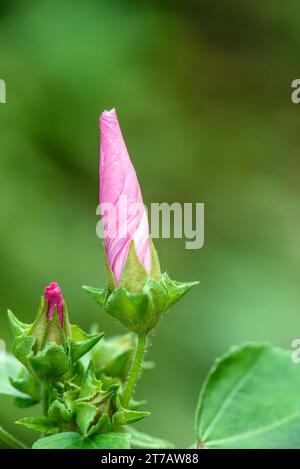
[[1, 109, 300, 449]]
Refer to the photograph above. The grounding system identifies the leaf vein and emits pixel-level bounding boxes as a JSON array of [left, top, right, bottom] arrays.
[[202, 349, 265, 440], [206, 411, 300, 447]]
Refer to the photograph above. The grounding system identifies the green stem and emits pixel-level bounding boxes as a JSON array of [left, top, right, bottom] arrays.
[[42, 385, 49, 417], [122, 334, 147, 408], [0, 425, 27, 449]]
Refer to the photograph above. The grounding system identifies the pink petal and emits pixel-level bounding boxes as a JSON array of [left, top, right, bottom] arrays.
[[99, 109, 150, 285], [44, 282, 64, 326]]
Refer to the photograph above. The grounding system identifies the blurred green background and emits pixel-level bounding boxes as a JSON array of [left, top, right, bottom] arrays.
[[0, 0, 300, 448]]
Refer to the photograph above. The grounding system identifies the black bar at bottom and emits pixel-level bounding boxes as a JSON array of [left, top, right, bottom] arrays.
[[0, 448, 296, 465]]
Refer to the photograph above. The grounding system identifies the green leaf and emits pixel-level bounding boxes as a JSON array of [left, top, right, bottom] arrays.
[[195, 342, 300, 449], [13, 396, 39, 408], [0, 352, 28, 398], [125, 426, 175, 449], [32, 431, 131, 449], [10, 368, 41, 402], [16, 417, 59, 434], [0, 425, 27, 449]]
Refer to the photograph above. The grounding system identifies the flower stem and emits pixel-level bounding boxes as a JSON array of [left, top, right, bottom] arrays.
[[122, 334, 147, 408], [0, 425, 27, 449], [42, 385, 49, 417]]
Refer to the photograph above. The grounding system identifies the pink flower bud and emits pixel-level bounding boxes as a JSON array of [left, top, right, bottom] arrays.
[[44, 282, 64, 326], [99, 108, 151, 285]]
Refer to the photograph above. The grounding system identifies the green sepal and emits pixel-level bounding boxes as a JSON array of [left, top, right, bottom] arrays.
[[128, 399, 148, 410], [75, 402, 98, 436], [77, 361, 104, 400], [90, 412, 112, 434], [91, 334, 154, 382], [149, 237, 161, 281], [105, 278, 168, 334], [90, 334, 134, 379], [7, 310, 30, 338], [29, 296, 48, 349], [85, 267, 198, 335], [161, 273, 199, 310], [12, 335, 35, 368], [103, 349, 132, 378], [68, 325, 103, 363], [61, 302, 72, 338], [103, 243, 117, 291], [28, 343, 70, 381], [77, 362, 119, 404], [143, 277, 169, 328], [29, 296, 71, 343], [120, 240, 148, 293], [75, 396, 115, 436], [9, 300, 100, 380], [82, 286, 107, 307], [16, 417, 60, 434], [48, 398, 74, 424], [112, 396, 150, 426], [74, 363, 118, 436], [42, 308, 66, 348], [95, 372, 120, 390], [75, 402, 114, 436], [63, 361, 85, 387], [105, 287, 146, 333]]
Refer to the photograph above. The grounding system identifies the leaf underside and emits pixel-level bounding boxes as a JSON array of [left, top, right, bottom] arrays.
[[0, 352, 28, 398], [196, 342, 300, 449]]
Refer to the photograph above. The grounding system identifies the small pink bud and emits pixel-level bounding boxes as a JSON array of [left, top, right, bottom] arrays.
[[99, 108, 151, 285], [44, 282, 64, 326]]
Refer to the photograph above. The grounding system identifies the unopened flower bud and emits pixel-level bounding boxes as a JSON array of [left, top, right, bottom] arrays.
[[84, 109, 199, 336], [44, 282, 64, 326], [99, 109, 151, 287], [8, 283, 103, 382]]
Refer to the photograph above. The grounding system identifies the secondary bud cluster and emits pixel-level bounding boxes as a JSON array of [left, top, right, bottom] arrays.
[[8, 282, 102, 382]]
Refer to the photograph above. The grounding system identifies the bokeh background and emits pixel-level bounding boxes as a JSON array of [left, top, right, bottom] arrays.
[[0, 0, 299, 448]]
